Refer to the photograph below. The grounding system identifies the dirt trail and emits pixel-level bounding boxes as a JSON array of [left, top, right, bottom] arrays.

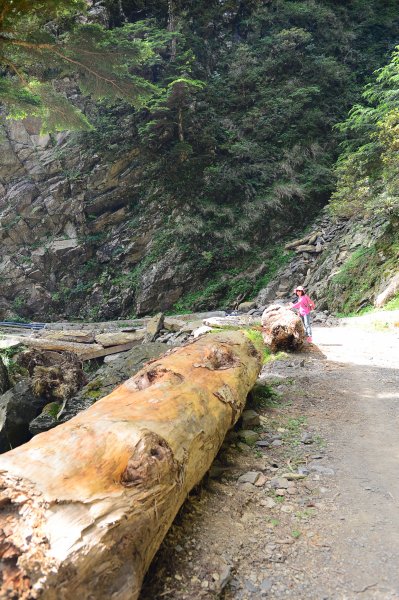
[[140, 320, 399, 600], [303, 325, 399, 599]]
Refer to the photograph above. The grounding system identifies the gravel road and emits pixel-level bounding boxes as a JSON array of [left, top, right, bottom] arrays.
[[140, 318, 399, 600]]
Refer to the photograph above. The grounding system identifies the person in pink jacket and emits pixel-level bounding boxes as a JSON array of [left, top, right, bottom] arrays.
[[289, 285, 315, 342]]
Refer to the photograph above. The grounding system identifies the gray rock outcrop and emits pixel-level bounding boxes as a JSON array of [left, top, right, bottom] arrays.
[[0, 380, 45, 452], [0, 357, 9, 395], [256, 210, 397, 315]]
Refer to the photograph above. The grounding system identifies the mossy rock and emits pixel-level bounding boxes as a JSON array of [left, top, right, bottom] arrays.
[[29, 402, 61, 436], [42, 402, 61, 419]]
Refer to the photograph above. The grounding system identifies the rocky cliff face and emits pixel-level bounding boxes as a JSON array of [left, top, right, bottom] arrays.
[[0, 116, 194, 321], [257, 211, 399, 315], [2, 1, 399, 322], [2, 115, 397, 322]]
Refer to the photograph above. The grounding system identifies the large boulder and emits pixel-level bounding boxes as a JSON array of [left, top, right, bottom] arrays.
[[144, 312, 164, 342], [0, 357, 9, 395], [375, 272, 399, 308], [261, 305, 305, 352], [0, 380, 46, 452]]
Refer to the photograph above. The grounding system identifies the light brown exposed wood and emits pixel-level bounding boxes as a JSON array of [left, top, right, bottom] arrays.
[[94, 331, 145, 347], [36, 330, 96, 343], [13, 336, 104, 357], [0, 330, 262, 600], [284, 234, 312, 250], [261, 304, 305, 351]]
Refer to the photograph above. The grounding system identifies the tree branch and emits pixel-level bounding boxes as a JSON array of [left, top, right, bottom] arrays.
[[0, 37, 130, 98], [0, 55, 28, 86], [0, 3, 10, 29]]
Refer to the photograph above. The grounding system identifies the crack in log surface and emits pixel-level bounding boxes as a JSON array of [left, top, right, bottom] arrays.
[[213, 385, 240, 424]]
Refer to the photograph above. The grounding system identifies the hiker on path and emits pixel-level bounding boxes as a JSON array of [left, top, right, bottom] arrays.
[[289, 286, 315, 342]]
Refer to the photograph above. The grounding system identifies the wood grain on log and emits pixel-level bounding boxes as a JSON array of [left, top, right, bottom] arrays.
[[0, 330, 262, 600], [94, 331, 145, 347], [36, 331, 96, 344]]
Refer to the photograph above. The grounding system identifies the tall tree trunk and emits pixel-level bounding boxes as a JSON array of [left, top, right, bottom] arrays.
[[177, 106, 184, 142], [0, 330, 262, 600], [117, 0, 127, 23], [168, 0, 177, 61]]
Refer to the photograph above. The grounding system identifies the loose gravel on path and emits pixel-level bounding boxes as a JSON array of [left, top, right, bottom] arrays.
[[140, 321, 399, 600]]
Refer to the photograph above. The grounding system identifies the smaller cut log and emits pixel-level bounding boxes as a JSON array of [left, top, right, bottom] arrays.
[[308, 231, 322, 245], [203, 315, 261, 328], [294, 244, 318, 254], [261, 305, 305, 352], [36, 331, 96, 344], [13, 337, 104, 358], [12, 338, 141, 361], [94, 331, 145, 347], [284, 234, 311, 250]]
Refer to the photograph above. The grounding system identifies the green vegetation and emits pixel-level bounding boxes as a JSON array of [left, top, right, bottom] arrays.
[[250, 382, 282, 410], [43, 0, 398, 318], [269, 519, 280, 528], [332, 45, 399, 218], [82, 377, 104, 401], [292, 530, 302, 539], [244, 328, 263, 350], [2, 1, 399, 320], [295, 508, 316, 521], [327, 247, 379, 314], [0, 0, 157, 131], [327, 224, 399, 315], [172, 246, 292, 311], [43, 402, 61, 419], [0, 345, 28, 385]]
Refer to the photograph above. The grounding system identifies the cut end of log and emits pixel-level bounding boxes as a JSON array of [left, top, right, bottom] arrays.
[[261, 304, 305, 352]]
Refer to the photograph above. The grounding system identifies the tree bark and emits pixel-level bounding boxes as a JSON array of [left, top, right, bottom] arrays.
[[167, 0, 177, 61], [0, 330, 262, 600]]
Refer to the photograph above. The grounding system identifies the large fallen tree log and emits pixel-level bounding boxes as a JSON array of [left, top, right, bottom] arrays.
[[261, 304, 305, 351], [0, 330, 262, 600]]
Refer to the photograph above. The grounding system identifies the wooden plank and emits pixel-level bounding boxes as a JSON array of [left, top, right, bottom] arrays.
[[81, 342, 138, 360]]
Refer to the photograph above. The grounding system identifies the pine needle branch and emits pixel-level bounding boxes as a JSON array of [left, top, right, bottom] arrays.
[[0, 55, 28, 86], [0, 37, 132, 99]]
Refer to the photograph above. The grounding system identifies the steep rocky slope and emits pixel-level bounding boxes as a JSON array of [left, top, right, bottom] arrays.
[[256, 211, 399, 315], [0, 116, 177, 321], [1, 1, 399, 321]]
